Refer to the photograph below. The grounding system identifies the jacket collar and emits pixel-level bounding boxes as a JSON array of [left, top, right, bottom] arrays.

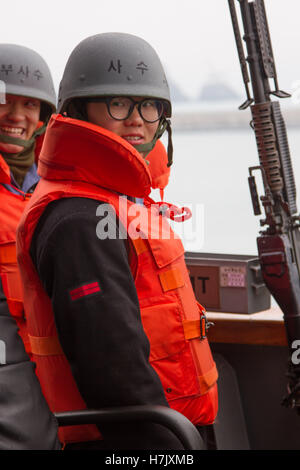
[[38, 114, 153, 198]]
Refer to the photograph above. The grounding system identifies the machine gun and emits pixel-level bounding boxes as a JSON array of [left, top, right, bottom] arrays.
[[228, 0, 300, 410]]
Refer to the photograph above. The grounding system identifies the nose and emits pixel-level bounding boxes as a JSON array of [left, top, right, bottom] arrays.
[[124, 104, 143, 126], [6, 101, 25, 122]]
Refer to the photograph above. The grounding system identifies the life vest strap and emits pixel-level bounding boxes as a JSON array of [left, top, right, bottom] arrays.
[[7, 298, 24, 318], [29, 334, 64, 356], [183, 319, 204, 340], [183, 314, 218, 394], [183, 314, 211, 341]]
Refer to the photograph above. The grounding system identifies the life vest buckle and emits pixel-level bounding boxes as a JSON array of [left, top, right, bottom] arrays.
[[200, 311, 214, 340]]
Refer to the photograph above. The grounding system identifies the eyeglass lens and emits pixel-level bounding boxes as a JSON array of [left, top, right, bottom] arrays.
[[108, 97, 164, 122]]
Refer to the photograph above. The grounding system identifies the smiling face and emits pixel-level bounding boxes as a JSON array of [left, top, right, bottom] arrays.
[[86, 97, 159, 154], [0, 94, 41, 154]]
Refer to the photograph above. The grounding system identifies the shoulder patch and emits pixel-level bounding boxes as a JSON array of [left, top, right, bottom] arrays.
[[69, 281, 101, 301]]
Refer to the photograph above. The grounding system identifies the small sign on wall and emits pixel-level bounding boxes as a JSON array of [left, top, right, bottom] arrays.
[[220, 266, 246, 288]]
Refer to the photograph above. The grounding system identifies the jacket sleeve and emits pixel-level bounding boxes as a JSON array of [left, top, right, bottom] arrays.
[[30, 197, 184, 449], [0, 277, 61, 450]]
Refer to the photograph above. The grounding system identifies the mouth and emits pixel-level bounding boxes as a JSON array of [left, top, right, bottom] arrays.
[[0, 126, 25, 138], [122, 134, 144, 145]]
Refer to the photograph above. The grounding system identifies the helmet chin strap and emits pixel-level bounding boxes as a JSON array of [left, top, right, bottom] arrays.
[[0, 121, 47, 150], [135, 118, 173, 168]]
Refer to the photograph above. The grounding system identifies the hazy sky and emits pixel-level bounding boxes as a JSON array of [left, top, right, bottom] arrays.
[[1, 0, 300, 100]]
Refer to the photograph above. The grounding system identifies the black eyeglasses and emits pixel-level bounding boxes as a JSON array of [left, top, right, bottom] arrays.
[[86, 96, 166, 123]]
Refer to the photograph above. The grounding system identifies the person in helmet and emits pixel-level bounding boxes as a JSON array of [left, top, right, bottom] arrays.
[[0, 44, 60, 449], [17, 33, 218, 450]]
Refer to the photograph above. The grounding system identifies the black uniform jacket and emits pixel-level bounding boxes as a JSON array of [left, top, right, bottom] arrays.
[[30, 196, 184, 450]]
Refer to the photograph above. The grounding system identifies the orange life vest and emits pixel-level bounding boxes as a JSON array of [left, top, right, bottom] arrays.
[[17, 115, 218, 445], [0, 130, 44, 353]]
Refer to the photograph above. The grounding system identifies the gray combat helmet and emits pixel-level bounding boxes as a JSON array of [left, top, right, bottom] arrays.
[[58, 32, 173, 166], [58, 32, 171, 117], [0, 43, 56, 121]]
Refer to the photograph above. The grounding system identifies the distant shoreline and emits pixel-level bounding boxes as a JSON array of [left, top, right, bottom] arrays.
[[171, 101, 300, 132]]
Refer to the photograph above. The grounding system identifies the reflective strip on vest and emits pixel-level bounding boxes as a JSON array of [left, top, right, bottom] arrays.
[[29, 334, 64, 356], [198, 366, 218, 395], [159, 268, 184, 292], [0, 243, 17, 264], [131, 238, 148, 256]]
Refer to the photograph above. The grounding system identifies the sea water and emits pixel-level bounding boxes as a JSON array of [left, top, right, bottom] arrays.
[[159, 125, 300, 256]]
